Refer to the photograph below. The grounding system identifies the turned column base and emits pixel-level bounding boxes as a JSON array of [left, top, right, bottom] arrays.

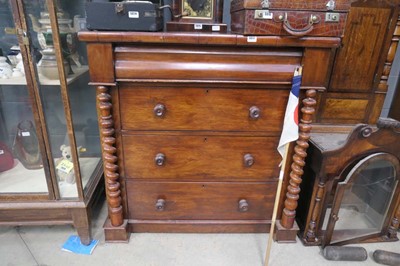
[[104, 219, 130, 243], [274, 220, 299, 243], [299, 233, 322, 246]]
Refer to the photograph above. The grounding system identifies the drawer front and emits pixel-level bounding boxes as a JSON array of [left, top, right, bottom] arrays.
[[122, 134, 280, 181], [119, 86, 287, 132], [231, 10, 347, 37], [126, 181, 276, 220], [115, 45, 302, 82]]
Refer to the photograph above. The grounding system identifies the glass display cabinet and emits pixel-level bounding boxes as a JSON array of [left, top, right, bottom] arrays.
[[0, 0, 103, 245]]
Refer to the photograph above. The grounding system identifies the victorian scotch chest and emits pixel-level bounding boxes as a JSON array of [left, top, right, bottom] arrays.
[[79, 0, 400, 243], [79, 31, 342, 242]]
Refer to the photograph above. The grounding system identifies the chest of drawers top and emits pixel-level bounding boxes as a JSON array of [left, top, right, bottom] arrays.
[[79, 31, 340, 87]]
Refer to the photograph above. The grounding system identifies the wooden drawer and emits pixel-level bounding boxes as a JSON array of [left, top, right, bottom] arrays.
[[126, 181, 276, 220], [115, 45, 301, 82], [119, 86, 288, 132], [122, 134, 280, 181]]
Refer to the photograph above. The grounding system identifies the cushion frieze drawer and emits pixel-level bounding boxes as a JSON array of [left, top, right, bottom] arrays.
[[126, 181, 276, 220], [115, 45, 302, 82], [122, 134, 280, 181], [119, 86, 288, 132]]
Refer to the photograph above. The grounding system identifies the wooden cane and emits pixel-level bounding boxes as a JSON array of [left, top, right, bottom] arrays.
[[264, 143, 290, 266]]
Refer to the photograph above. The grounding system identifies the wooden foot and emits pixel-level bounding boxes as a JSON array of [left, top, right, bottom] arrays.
[[274, 220, 299, 243], [300, 233, 322, 246], [104, 218, 130, 243], [72, 208, 92, 245]]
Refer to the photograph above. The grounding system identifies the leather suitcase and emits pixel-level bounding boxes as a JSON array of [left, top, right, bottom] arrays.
[[230, 0, 351, 36]]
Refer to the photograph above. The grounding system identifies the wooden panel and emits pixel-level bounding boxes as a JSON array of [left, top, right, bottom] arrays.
[[0, 208, 71, 223], [319, 98, 369, 123], [130, 221, 270, 233], [119, 86, 287, 132], [87, 43, 114, 83], [302, 48, 335, 87], [122, 134, 280, 181], [126, 181, 276, 220], [330, 6, 392, 92], [368, 92, 386, 124], [115, 45, 302, 82]]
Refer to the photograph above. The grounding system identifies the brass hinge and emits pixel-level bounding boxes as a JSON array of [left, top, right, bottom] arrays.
[[4, 27, 17, 34], [374, 73, 380, 83], [18, 28, 29, 46], [5, 27, 29, 45]]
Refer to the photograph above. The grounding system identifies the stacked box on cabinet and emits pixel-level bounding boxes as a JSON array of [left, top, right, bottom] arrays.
[[85, 1, 163, 31], [230, 0, 351, 36]]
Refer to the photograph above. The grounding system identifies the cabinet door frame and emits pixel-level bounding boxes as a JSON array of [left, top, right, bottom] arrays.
[[323, 152, 400, 247]]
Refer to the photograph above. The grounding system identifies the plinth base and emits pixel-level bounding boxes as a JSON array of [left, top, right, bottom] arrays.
[[104, 219, 130, 243], [274, 220, 299, 243]]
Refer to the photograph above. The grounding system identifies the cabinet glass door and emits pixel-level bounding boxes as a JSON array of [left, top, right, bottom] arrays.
[[23, 0, 102, 199], [20, 0, 77, 198], [22, 0, 102, 199], [324, 153, 399, 245], [57, 0, 102, 198], [1, 0, 102, 199], [0, 0, 48, 194]]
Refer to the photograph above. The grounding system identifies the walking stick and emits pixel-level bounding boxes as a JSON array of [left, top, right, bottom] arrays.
[[263, 143, 290, 266]]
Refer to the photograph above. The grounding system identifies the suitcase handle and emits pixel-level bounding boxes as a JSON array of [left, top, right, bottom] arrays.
[[280, 13, 320, 37]]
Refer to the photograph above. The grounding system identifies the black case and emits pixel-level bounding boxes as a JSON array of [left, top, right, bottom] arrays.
[[86, 1, 163, 31]]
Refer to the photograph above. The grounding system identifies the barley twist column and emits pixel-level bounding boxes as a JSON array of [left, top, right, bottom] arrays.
[[281, 89, 316, 229], [97, 86, 123, 227]]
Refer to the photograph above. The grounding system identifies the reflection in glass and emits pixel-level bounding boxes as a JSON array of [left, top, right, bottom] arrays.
[[330, 155, 398, 244], [12, 120, 43, 169], [183, 0, 213, 18], [28, 3, 76, 80]]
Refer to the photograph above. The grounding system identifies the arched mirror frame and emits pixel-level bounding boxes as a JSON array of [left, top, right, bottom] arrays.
[[323, 152, 400, 246]]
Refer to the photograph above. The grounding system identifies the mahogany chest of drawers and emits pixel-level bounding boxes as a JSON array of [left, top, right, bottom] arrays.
[[79, 0, 400, 244], [79, 31, 342, 242]]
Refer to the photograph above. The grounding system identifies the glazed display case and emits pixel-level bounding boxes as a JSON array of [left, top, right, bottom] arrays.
[[0, 0, 103, 245]]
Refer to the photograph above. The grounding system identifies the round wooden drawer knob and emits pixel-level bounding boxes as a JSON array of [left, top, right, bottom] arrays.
[[155, 199, 166, 211], [244, 153, 254, 167], [155, 153, 166, 166], [154, 103, 166, 117], [249, 106, 261, 120], [238, 199, 249, 212]]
